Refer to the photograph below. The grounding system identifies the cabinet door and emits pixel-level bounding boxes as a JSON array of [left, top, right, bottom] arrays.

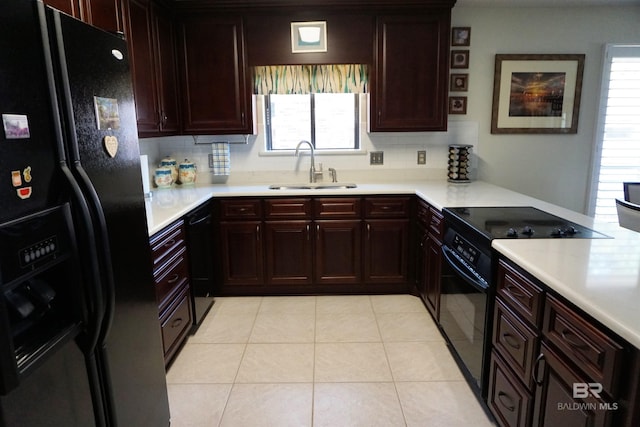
[[153, 2, 180, 134], [44, 0, 81, 18], [364, 219, 408, 283], [532, 342, 614, 427], [123, 0, 159, 134], [83, 0, 121, 33], [178, 14, 252, 134], [416, 225, 429, 303], [424, 234, 442, 321], [219, 221, 263, 286], [370, 13, 450, 132], [264, 221, 313, 286], [315, 220, 361, 285]]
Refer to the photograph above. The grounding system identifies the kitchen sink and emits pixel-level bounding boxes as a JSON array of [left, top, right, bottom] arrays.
[[268, 183, 357, 190]]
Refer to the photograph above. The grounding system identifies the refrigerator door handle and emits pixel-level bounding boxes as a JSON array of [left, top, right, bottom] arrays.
[[72, 164, 117, 342]]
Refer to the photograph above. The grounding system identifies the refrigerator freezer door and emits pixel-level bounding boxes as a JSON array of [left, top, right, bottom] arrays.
[[0, 0, 61, 224]]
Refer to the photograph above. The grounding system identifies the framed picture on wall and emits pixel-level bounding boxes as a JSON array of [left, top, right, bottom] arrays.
[[452, 27, 471, 46], [451, 50, 470, 69], [450, 74, 469, 91], [449, 96, 467, 115], [491, 54, 585, 134]]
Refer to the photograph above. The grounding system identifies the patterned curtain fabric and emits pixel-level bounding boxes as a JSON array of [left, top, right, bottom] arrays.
[[253, 64, 368, 94]]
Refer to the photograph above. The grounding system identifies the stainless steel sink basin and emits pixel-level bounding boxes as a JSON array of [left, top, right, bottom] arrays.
[[268, 183, 357, 190]]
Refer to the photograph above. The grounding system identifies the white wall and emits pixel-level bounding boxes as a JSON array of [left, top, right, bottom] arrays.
[[450, 5, 640, 213], [140, 4, 640, 214]]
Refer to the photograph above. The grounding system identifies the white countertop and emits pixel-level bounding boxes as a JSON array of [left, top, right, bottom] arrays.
[[145, 179, 640, 349]]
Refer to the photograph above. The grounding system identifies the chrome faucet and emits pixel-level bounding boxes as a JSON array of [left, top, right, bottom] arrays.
[[294, 140, 316, 183]]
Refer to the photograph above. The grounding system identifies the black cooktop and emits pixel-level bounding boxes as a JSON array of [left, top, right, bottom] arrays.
[[443, 206, 609, 240]]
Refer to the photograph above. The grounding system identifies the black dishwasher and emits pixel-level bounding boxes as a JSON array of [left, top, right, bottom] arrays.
[[185, 201, 215, 332]]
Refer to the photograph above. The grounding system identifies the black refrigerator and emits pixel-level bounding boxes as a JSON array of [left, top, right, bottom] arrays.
[[0, 1, 170, 426]]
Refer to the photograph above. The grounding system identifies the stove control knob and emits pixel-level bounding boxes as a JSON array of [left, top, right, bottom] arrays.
[[507, 228, 518, 238], [565, 226, 578, 235], [521, 226, 534, 236], [551, 228, 565, 237]]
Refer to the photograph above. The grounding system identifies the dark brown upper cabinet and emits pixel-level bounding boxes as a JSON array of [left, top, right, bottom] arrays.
[[177, 14, 254, 135], [44, 0, 121, 33], [370, 12, 451, 132], [123, 0, 181, 137]]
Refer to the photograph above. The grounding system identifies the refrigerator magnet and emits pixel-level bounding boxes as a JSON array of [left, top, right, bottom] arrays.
[[23, 166, 32, 182], [11, 171, 22, 187], [93, 96, 120, 130], [16, 187, 32, 200], [104, 135, 118, 158], [2, 114, 30, 139]]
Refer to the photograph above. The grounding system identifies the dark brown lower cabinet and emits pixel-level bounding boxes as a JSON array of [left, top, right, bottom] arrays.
[[532, 342, 613, 427], [150, 219, 192, 366], [488, 350, 533, 427], [315, 220, 362, 285], [215, 196, 411, 294], [219, 221, 263, 286], [424, 233, 442, 320], [363, 219, 409, 284], [264, 220, 313, 286]]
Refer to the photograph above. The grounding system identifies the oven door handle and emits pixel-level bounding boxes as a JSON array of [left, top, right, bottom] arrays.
[[442, 245, 489, 292]]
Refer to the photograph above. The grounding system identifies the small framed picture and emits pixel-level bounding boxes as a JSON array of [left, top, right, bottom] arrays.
[[452, 27, 471, 46], [450, 74, 469, 92], [451, 50, 470, 69], [449, 96, 467, 115]]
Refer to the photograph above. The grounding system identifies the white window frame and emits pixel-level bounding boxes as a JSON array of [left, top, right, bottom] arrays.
[[587, 44, 640, 221], [264, 93, 360, 152]]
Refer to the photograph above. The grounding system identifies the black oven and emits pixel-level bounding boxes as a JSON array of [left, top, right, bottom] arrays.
[[439, 226, 493, 397]]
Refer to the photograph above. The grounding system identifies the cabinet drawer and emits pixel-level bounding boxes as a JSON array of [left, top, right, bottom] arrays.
[[150, 220, 185, 270], [416, 199, 430, 226], [364, 197, 410, 218], [265, 198, 312, 219], [488, 350, 533, 427], [154, 246, 189, 311], [314, 198, 361, 218], [219, 199, 262, 219], [160, 285, 192, 362], [493, 298, 539, 390], [428, 207, 444, 241], [497, 260, 544, 329], [543, 295, 624, 397]]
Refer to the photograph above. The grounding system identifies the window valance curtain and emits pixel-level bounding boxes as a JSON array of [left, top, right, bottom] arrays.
[[253, 64, 368, 94]]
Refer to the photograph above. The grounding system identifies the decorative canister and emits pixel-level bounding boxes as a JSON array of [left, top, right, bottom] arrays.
[[178, 159, 197, 185], [154, 167, 173, 188], [159, 156, 178, 184], [448, 144, 473, 183]]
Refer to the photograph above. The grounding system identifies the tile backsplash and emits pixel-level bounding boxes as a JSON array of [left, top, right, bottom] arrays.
[[139, 95, 479, 186]]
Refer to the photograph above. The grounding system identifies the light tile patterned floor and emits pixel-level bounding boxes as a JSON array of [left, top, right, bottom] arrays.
[[166, 295, 496, 427]]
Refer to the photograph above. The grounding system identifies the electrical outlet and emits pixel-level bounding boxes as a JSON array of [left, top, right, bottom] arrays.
[[370, 151, 384, 165], [417, 150, 426, 165]]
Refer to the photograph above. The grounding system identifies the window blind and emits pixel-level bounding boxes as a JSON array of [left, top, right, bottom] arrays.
[[591, 45, 640, 222]]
